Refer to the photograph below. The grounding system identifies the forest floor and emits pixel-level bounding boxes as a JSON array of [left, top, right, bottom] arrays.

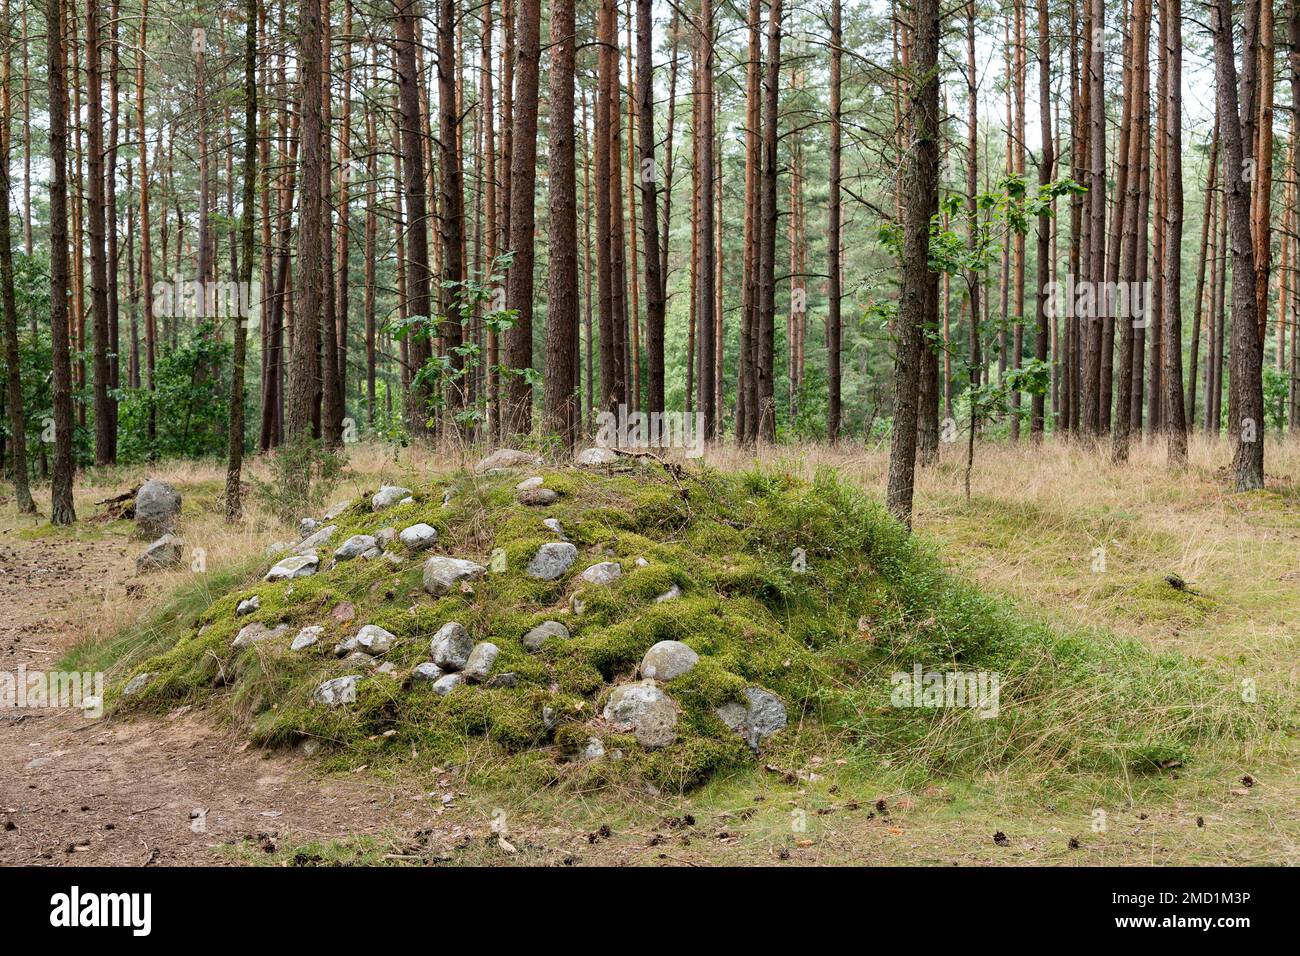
[[0, 437, 1295, 866]]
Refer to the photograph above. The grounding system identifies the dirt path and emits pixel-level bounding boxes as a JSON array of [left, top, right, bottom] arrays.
[[0, 527, 445, 866]]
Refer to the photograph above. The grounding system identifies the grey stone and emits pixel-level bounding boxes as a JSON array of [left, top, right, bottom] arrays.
[[410, 662, 445, 685], [575, 446, 622, 467], [266, 541, 293, 557], [522, 620, 570, 652], [430, 622, 473, 670], [422, 556, 485, 596], [715, 687, 787, 751], [313, 675, 362, 707], [372, 485, 412, 511], [518, 487, 559, 506], [290, 626, 324, 651], [526, 542, 578, 581], [542, 517, 565, 538], [293, 525, 337, 555], [582, 737, 606, 760], [232, 622, 290, 649], [462, 642, 500, 682], [431, 673, 464, 696], [375, 528, 397, 548], [235, 595, 261, 617], [137, 534, 184, 572], [579, 561, 622, 586], [334, 534, 377, 561], [298, 517, 319, 538], [355, 624, 397, 655], [399, 497, 415, 507], [343, 651, 377, 668], [359, 547, 381, 560], [485, 672, 517, 689], [266, 551, 319, 581], [542, 706, 559, 732], [634, 557, 650, 567], [399, 523, 438, 552], [516, 476, 544, 491], [640, 640, 699, 681], [333, 636, 359, 657], [135, 479, 182, 537], [569, 594, 586, 615], [475, 448, 542, 473], [602, 681, 678, 748], [383, 552, 406, 567], [324, 499, 353, 520], [654, 584, 683, 603], [122, 672, 154, 697]]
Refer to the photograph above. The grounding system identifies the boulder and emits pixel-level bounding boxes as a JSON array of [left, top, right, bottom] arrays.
[[475, 448, 543, 473], [334, 534, 377, 561], [640, 640, 699, 681], [485, 672, 518, 689], [516, 476, 544, 491], [602, 680, 678, 748], [298, 517, 319, 538], [522, 620, 570, 652], [462, 642, 500, 682], [399, 523, 438, 552], [235, 595, 261, 617], [372, 485, 412, 511], [575, 446, 621, 468], [526, 542, 578, 581], [422, 556, 485, 596], [293, 524, 337, 555], [579, 561, 622, 586], [290, 626, 324, 651], [323, 499, 353, 520], [518, 487, 559, 506], [313, 675, 362, 707], [430, 622, 474, 670], [136, 534, 184, 572], [542, 518, 565, 538], [135, 479, 182, 537], [232, 622, 289, 649], [715, 687, 787, 751], [265, 551, 319, 581], [354, 624, 397, 655]]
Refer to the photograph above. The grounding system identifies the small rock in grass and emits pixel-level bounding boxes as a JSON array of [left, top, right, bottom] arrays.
[[375, 662, 397, 675], [137, 534, 184, 572], [422, 556, 485, 596], [332, 602, 357, 623], [232, 622, 289, 649], [298, 517, 319, 538], [715, 687, 787, 751], [582, 737, 606, 760], [654, 584, 683, 603], [575, 446, 621, 468], [485, 672, 517, 689], [384, 552, 405, 567], [290, 626, 324, 651], [372, 485, 412, 511], [580, 561, 622, 585], [430, 622, 474, 671], [475, 448, 543, 473], [463, 642, 500, 682], [333, 636, 359, 657], [602, 681, 678, 749], [313, 675, 362, 707], [375, 527, 397, 548], [570, 594, 586, 615], [399, 523, 438, 552], [526, 542, 577, 581], [343, 652, 377, 668], [640, 640, 699, 681], [122, 672, 154, 697], [266, 552, 319, 581], [518, 487, 559, 506], [634, 557, 650, 567], [542, 517, 565, 538], [523, 620, 570, 652], [235, 595, 261, 617], [542, 706, 558, 732], [334, 534, 377, 561], [355, 624, 397, 655], [410, 662, 445, 685], [516, 476, 544, 491], [324, 499, 353, 520], [294, 524, 337, 555], [431, 673, 464, 697]]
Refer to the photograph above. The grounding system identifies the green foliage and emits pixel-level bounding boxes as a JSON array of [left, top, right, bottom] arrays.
[[252, 436, 348, 522]]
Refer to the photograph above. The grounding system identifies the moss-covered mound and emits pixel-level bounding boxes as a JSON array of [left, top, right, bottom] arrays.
[[107, 460, 1258, 793]]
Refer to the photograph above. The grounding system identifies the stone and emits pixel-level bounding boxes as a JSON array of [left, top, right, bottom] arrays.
[[516, 476, 544, 491], [715, 687, 787, 751], [431, 673, 464, 697], [332, 602, 357, 623], [290, 626, 324, 651], [522, 620, 570, 652], [518, 487, 559, 506], [399, 523, 438, 552], [542, 518, 565, 537], [334, 534, 377, 561], [475, 448, 542, 473], [375, 662, 397, 675], [430, 622, 473, 671], [235, 595, 261, 617], [485, 672, 518, 689], [355, 624, 397, 655], [298, 518, 319, 538], [372, 485, 412, 510], [569, 594, 586, 615], [136, 534, 184, 572], [654, 584, 683, 603], [575, 446, 621, 467], [313, 675, 362, 707], [359, 547, 381, 560], [526, 543, 578, 581], [121, 672, 154, 697], [135, 479, 182, 537], [384, 552, 405, 567], [582, 737, 606, 760], [343, 651, 377, 668], [293, 524, 337, 555], [634, 557, 650, 567], [410, 662, 445, 685], [333, 636, 359, 657], [375, 528, 397, 548], [462, 642, 500, 682], [580, 561, 622, 586], [602, 681, 678, 749], [266, 551, 319, 581], [232, 622, 289, 649], [640, 640, 699, 681], [542, 706, 559, 732], [422, 556, 485, 596], [399, 497, 414, 506], [266, 541, 292, 557], [324, 499, 353, 520]]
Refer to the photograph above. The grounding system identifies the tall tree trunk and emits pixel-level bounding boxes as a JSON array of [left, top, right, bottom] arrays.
[[637, 0, 665, 421], [696, 0, 716, 439], [755, 0, 781, 443], [1031, 0, 1053, 439], [827, 0, 843, 442], [1186, 123, 1218, 428], [86, 0, 113, 464], [1162, 0, 1187, 463], [46, 0, 75, 525], [1082, 0, 1106, 436]]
